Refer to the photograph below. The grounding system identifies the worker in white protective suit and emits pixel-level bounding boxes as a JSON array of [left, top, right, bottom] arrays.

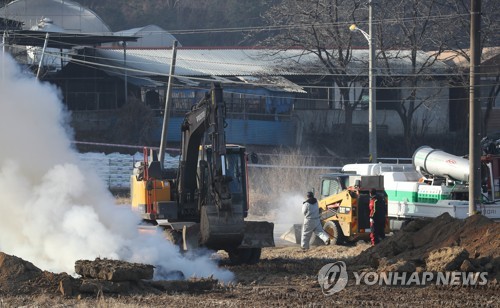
[[301, 191, 330, 251]]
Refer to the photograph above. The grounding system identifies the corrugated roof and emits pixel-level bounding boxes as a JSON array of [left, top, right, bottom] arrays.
[[95, 48, 315, 77], [236, 76, 306, 93], [93, 48, 451, 78], [433, 47, 500, 72]]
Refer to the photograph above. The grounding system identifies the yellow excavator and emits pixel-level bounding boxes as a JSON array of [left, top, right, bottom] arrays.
[[130, 83, 274, 264]]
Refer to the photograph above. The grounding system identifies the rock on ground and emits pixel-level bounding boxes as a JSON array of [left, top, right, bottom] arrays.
[[75, 258, 154, 281]]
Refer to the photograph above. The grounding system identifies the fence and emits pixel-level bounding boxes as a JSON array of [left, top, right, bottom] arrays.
[[76, 152, 411, 191]]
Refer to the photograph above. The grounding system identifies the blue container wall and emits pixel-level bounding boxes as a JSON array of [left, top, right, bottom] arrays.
[[152, 117, 297, 146], [172, 87, 294, 115]]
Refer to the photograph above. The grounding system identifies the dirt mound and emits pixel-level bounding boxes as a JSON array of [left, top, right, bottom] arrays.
[[0, 252, 71, 295], [0, 254, 220, 297], [0, 252, 41, 283], [352, 213, 500, 278]]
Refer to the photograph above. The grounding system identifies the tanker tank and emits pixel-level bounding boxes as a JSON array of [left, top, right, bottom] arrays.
[[412, 146, 469, 182]]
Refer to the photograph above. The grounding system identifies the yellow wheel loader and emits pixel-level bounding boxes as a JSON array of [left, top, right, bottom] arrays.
[[282, 174, 389, 245]]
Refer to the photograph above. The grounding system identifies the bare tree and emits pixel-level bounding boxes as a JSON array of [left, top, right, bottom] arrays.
[[256, 0, 497, 156], [442, 0, 500, 135], [374, 0, 457, 154], [256, 0, 368, 154]]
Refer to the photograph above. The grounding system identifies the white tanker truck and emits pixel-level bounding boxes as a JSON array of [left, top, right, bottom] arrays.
[[343, 146, 500, 228]]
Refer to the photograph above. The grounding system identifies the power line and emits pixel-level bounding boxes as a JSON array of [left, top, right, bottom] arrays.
[[25, 42, 497, 78], [0, 10, 474, 36], [162, 13, 471, 35], [59, 52, 500, 94], [13, 44, 496, 105], [42, 59, 500, 105], [4, 39, 498, 104]]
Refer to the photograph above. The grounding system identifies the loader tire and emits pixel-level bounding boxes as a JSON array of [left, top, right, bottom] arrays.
[[323, 221, 345, 245]]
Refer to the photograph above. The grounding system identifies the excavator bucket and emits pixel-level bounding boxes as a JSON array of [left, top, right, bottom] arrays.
[[280, 224, 302, 244], [239, 221, 275, 248]]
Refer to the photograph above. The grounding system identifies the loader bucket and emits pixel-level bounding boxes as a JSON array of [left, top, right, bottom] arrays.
[[280, 224, 302, 244], [239, 221, 275, 248], [280, 224, 324, 246]]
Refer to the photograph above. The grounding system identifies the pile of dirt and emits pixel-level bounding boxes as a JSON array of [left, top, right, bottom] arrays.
[[352, 213, 500, 279], [75, 258, 154, 281], [0, 252, 70, 295], [0, 254, 219, 297]]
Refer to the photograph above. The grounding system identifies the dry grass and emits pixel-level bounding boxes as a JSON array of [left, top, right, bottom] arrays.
[[111, 97, 155, 146], [114, 195, 131, 205], [112, 149, 330, 218], [248, 149, 330, 216]]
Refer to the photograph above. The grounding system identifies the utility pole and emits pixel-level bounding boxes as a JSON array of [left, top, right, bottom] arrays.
[[123, 41, 128, 104], [349, 0, 377, 162], [469, 0, 482, 216], [368, 0, 377, 163], [2, 31, 5, 55], [36, 32, 50, 79], [2, 31, 6, 81], [159, 40, 178, 168]]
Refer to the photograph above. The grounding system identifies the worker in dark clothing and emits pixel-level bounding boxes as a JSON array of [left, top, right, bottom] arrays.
[[369, 188, 387, 245]]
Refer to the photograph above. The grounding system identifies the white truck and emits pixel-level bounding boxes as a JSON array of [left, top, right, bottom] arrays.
[[342, 146, 500, 229]]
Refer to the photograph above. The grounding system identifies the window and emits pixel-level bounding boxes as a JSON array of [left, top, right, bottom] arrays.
[[321, 179, 342, 197], [377, 80, 401, 110], [294, 86, 331, 110], [172, 91, 196, 112], [481, 81, 500, 109], [225, 153, 243, 193]]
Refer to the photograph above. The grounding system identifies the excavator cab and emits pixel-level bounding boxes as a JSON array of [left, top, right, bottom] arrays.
[[200, 145, 249, 217]]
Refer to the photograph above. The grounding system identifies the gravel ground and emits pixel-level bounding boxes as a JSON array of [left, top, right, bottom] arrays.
[[0, 244, 498, 307]]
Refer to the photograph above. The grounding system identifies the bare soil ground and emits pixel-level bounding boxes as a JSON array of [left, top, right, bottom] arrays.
[[0, 214, 499, 307]]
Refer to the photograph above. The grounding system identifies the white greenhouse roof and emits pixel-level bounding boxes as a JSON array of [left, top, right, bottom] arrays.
[[0, 0, 111, 33], [114, 25, 179, 48], [92, 47, 451, 79], [94, 48, 318, 77]]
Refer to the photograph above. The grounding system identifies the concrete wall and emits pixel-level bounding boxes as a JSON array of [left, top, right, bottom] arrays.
[[295, 79, 450, 137], [399, 79, 450, 135], [71, 78, 451, 147]]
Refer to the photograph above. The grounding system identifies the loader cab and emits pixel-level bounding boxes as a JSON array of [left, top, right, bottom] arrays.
[[319, 174, 350, 199], [317, 173, 386, 240]]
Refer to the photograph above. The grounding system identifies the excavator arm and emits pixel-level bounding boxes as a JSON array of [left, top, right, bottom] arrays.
[[177, 83, 245, 248], [177, 83, 232, 213]]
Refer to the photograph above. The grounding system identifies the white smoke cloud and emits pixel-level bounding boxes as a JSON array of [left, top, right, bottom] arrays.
[[0, 54, 233, 282], [275, 193, 305, 225]]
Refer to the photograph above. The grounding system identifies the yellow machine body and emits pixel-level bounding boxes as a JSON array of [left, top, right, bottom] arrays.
[[318, 174, 389, 242]]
